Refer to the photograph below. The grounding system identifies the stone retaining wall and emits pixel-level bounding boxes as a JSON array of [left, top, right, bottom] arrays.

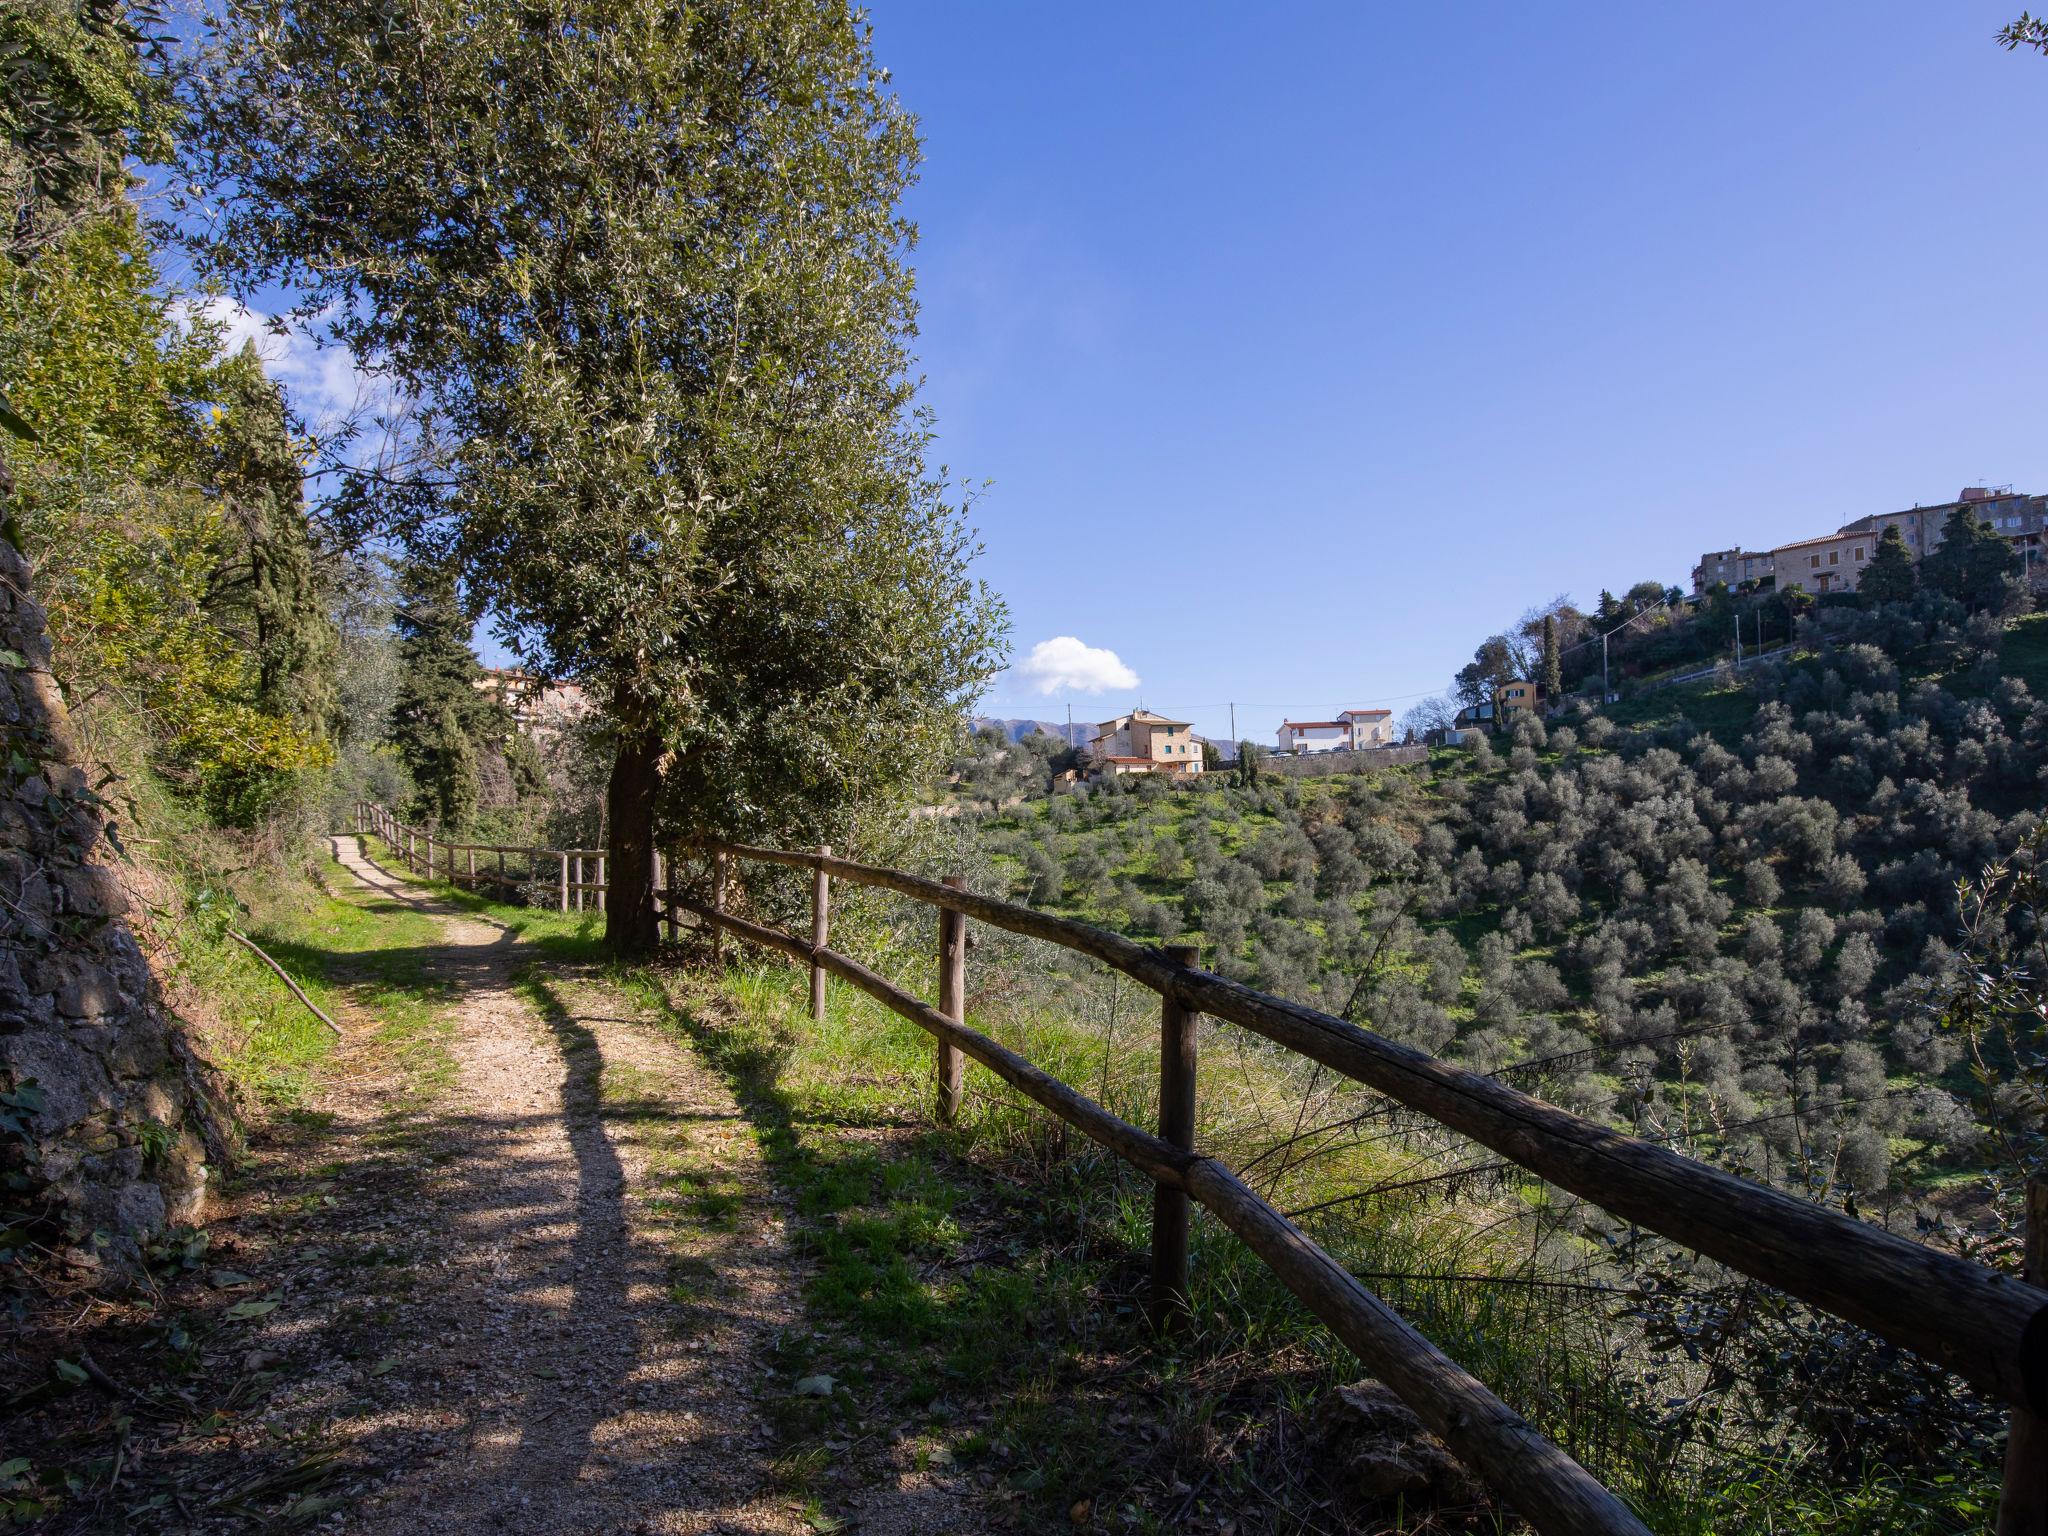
[[1, 533, 216, 1274]]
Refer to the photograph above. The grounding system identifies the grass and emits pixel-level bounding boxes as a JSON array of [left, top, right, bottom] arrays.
[[204, 850, 465, 1106], [1597, 675, 1763, 741], [1998, 610, 2048, 696], [340, 823, 2005, 1533]]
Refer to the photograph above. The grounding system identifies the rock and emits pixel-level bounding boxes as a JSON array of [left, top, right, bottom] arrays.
[[0, 537, 222, 1275], [1315, 1380, 1483, 1509]]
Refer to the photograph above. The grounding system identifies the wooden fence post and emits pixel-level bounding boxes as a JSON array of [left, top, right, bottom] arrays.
[[936, 875, 967, 1123], [558, 851, 569, 913], [655, 849, 675, 942], [498, 847, 506, 891], [573, 853, 584, 912], [596, 854, 606, 912], [1150, 943, 1201, 1330], [466, 847, 474, 883], [712, 850, 728, 966], [1997, 1175, 2048, 1535], [810, 846, 832, 1022]]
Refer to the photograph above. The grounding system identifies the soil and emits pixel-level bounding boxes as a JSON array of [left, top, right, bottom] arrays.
[[4, 838, 987, 1533]]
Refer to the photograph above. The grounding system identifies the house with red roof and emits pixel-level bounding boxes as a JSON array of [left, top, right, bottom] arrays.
[[1277, 708, 1394, 753]]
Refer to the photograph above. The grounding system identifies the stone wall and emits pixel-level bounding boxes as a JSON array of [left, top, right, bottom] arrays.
[[0, 534, 216, 1273]]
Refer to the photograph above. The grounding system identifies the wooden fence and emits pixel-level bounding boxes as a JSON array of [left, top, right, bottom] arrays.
[[355, 802, 623, 913], [354, 806, 2048, 1536]]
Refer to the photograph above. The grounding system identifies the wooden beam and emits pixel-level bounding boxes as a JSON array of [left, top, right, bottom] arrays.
[[937, 874, 966, 1122], [663, 892, 1650, 1536], [810, 846, 830, 1021], [1999, 1176, 2048, 1535], [701, 838, 2048, 1409], [1150, 943, 1199, 1331]]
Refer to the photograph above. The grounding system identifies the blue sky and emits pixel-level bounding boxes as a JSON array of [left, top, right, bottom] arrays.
[[183, 3, 2048, 744], [861, 2, 2048, 741]]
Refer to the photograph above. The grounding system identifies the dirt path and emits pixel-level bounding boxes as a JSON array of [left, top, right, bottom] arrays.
[[255, 838, 812, 1535]]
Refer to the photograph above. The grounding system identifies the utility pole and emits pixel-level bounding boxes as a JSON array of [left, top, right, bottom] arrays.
[[1229, 702, 1236, 745], [1067, 701, 1072, 745]]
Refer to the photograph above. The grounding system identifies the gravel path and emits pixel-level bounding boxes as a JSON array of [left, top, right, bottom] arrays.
[[306, 836, 809, 1535]]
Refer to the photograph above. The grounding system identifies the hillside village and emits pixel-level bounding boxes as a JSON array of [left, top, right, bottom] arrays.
[[968, 484, 2047, 791], [1695, 484, 2044, 596]]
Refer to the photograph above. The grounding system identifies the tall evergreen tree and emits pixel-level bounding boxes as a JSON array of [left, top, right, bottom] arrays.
[[1858, 523, 1917, 606], [1541, 612, 1562, 698], [1922, 508, 2019, 613], [389, 556, 497, 830], [206, 347, 340, 747]]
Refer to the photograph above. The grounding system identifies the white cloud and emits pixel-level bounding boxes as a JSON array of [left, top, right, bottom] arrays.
[[1015, 636, 1138, 697], [181, 297, 392, 435]]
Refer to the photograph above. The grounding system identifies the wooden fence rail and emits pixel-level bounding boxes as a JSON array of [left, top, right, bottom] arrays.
[[352, 805, 2048, 1532]]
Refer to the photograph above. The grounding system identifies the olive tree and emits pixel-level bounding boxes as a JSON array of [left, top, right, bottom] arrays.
[[181, 0, 1005, 952]]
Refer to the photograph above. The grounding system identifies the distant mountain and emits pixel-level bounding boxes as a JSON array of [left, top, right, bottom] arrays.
[[971, 717, 1092, 747]]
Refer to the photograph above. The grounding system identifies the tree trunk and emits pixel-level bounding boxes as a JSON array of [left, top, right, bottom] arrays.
[[604, 723, 662, 957]]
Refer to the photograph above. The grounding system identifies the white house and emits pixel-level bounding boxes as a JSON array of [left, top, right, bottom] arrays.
[[1277, 708, 1395, 753]]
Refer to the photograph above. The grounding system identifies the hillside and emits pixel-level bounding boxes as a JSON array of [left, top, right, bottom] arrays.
[[946, 599, 2047, 1523], [983, 601, 2041, 1194]]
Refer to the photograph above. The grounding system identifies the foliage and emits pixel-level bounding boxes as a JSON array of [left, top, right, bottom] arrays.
[[1935, 822, 2046, 1175], [0, 0, 174, 263], [1860, 523, 1918, 605], [1, 207, 331, 823], [181, 0, 1008, 951], [1920, 507, 2020, 615], [388, 553, 502, 830], [1999, 11, 2048, 54], [202, 353, 340, 746]]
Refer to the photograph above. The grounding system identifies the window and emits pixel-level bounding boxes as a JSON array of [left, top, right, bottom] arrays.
[[1854, 546, 1864, 560], [1809, 554, 1820, 568], [1828, 551, 1839, 565]]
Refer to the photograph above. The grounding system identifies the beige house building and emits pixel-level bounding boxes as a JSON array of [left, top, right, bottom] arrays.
[[476, 666, 590, 734], [1695, 486, 2046, 597], [1774, 529, 1873, 595], [1088, 709, 1204, 777], [1693, 547, 1776, 591], [1495, 679, 1542, 716]]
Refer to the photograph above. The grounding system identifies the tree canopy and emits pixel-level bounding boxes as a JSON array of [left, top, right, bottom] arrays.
[[1859, 523, 1917, 605], [183, 0, 1007, 950], [1921, 508, 2018, 614]]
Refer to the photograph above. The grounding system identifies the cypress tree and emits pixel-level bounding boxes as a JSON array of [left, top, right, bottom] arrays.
[[1541, 612, 1562, 698], [1858, 523, 1917, 605], [1921, 508, 2019, 613], [389, 556, 499, 830], [206, 347, 340, 745]]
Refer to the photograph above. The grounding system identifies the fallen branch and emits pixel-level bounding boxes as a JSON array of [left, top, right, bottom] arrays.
[[226, 928, 341, 1038]]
